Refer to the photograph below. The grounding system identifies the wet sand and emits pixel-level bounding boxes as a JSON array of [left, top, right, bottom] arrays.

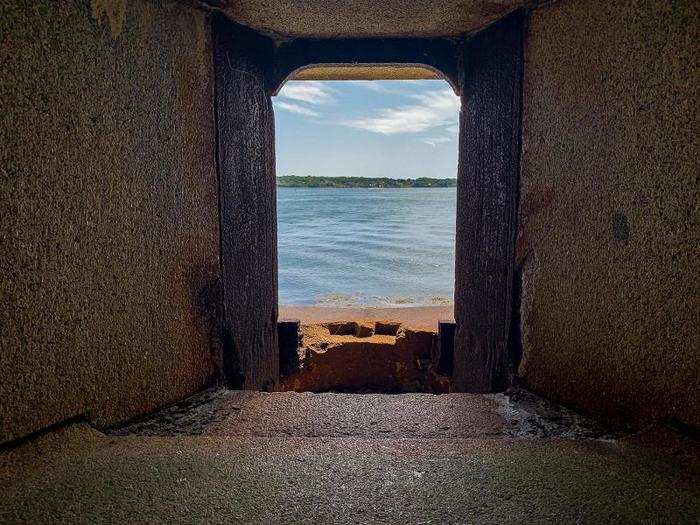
[[279, 305, 454, 331]]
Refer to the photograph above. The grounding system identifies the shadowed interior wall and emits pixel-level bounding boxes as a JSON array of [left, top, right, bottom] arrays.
[[213, 16, 279, 390], [0, 0, 221, 443], [518, 0, 699, 427], [453, 13, 524, 393]]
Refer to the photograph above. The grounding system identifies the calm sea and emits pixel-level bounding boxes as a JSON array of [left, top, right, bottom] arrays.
[[277, 187, 456, 306]]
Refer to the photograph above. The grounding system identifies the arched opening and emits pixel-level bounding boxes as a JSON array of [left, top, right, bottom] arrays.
[[212, 15, 524, 394], [272, 70, 460, 393], [273, 63, 460, 95]]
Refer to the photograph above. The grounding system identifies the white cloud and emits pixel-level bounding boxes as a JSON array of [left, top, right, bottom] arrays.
[[423, 136, 453, 147], [344, 88, 460, 135], [278, 81, 334, 105], [276, 101, 320, 117]]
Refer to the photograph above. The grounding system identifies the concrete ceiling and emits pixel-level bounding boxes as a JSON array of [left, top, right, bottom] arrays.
[[211, 0, 527, 39]]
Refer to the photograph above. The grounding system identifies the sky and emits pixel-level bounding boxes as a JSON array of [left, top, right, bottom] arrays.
[[273, 80, 460, 179]]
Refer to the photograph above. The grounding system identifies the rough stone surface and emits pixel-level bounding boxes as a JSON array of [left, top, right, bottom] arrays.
[[518, 0, 700, 428], [280, 323, 451, 393], [454, 12, 524, 393], [2, 421, 697, 523], [213, 15, 279, 390], [0, 0, 220, 444], [107, 389, 613, 440], [271, 36, 461, 95], [217, 0, 526, 39]]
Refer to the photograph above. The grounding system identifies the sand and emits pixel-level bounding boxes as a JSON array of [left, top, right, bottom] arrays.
[[279, 305, 454, 331]]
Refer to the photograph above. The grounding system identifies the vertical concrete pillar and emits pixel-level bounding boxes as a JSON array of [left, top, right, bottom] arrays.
[[453, 12, 525, 392], [212, 15, 279, 390]]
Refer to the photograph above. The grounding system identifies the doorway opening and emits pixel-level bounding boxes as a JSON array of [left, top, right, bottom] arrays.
[[273, 75, 460, 393]]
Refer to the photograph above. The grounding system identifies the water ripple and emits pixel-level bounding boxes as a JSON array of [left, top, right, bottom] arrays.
[[278, 187, 456, 306]]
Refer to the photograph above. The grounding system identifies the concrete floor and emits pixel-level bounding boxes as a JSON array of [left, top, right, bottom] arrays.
[[2, 391, 698, 524]]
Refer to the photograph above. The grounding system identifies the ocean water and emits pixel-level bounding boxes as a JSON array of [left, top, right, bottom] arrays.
[[277, 187, 456, 306]]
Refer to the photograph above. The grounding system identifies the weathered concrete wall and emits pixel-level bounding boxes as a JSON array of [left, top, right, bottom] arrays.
[[219, 0, 526, 39], [0, 0, 221, 443], [518, 0, 699, 428], [213, 16, 279, 391], [454, 12, 524, 393]]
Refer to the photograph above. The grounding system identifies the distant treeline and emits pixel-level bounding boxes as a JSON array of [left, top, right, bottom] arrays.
[[277, 176, 457, 188]]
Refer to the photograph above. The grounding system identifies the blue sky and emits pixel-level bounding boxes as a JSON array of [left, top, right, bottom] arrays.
[[273, 80, 460, 179]]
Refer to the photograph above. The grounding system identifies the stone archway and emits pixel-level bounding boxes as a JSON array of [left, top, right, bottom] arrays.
[[211, 11, 526, 392]]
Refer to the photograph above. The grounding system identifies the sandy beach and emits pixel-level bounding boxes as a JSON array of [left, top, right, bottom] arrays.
[[279, 305, 454, 331]]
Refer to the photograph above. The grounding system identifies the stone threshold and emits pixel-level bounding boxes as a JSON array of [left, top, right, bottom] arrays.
[[106, 388, 616, 441]]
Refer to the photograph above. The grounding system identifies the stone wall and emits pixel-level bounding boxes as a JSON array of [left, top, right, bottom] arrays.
[[518, 0, 699, 428], [212, 16, 279, 390], [0, 0, 221, 443], [454, 12, 524, 394]]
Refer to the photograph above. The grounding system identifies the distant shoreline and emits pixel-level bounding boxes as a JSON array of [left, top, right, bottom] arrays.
[[277, 175, 456, 188]]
